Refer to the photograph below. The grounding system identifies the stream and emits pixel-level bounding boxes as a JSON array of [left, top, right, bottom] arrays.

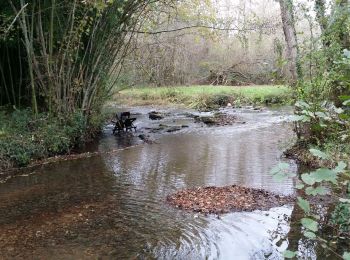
[[0, 106, 333, 259]]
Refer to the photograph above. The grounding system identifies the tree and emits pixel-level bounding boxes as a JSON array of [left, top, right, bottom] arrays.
[[278, 0, 300, 84], [314, 0, 328, 35], [2, 0, 161, 118]]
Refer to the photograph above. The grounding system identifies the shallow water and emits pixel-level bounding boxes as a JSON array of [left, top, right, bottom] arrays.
[[0, 106, 330, 259]]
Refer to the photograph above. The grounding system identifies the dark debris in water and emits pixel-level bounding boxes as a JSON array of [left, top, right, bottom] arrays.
[[167, 185, 294, 214], [194, 113, 239, 126]]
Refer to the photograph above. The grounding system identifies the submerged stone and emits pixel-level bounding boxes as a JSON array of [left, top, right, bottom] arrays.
[[166, 126, 182, 133]]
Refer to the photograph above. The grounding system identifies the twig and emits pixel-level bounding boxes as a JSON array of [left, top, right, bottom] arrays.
[[3, 3, 28, 38], [124, 24, 274, 35]]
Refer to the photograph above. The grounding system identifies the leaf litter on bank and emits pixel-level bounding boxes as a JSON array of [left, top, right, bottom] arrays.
[[167, 185, 294, 214]]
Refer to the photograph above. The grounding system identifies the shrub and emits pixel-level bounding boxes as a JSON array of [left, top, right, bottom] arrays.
[[211, 94, 231, 106], [0, 109, 103, 170], [331, 202, 350, 235]]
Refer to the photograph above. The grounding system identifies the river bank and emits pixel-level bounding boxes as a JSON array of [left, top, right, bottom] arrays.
[[0, 110, 105, 173], [113, 85, 293, 109]]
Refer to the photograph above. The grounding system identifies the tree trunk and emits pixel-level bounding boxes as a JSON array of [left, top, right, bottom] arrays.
[[18, 0, 38, 115], [278, 0, 300, 85]]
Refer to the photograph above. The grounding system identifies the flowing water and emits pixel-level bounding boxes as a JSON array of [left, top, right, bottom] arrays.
[[0, 106, 330, 259]]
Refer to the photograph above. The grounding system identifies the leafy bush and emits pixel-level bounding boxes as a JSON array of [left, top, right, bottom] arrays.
[[0, 109, 103, 170], [331, 202, 350, 235], [211, 94, 231, 106], [292, 99, 350, 145], [189, 93, 234, 110], [272, 148, 350, 259], [189, 93, 215, 110], [160, 88, 178, 99]]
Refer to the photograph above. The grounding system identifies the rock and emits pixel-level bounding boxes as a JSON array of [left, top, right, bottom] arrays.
[[138, 134, 154, 144], [195, 116, 216, 125], [181, 112, 197, 118], [213, 112, 225, 117], [166, 126, 182, 133], [181, 125, 189, 128], [195, 114, 237, 126], [138, 134, 146, 140], [149, 111, 164, 120], [227, 103, 232, 107]]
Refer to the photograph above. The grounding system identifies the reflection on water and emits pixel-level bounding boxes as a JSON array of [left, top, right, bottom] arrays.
[[0, 107, 311, 259]]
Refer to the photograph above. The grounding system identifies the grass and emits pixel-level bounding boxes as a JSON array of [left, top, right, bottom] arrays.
[[113, 85, 293, 109]]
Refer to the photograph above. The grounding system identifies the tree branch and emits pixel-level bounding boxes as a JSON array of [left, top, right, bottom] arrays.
[[3, 3, 28, 38], [124, 24, 275, 34]]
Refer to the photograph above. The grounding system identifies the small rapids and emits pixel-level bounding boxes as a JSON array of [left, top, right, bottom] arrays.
[[0, 106, 325, 259]]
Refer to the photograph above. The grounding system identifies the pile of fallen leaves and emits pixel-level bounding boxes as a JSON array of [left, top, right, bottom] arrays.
[[167, 185, 294, 214]]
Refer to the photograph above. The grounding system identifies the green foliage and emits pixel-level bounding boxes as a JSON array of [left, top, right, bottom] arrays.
[[331, 202, 350, 234], [270, 162, 294, 182], [292, 99, 350, 145], [305, 186, 327, 196], [301, 217, 318, 232], [211, 94, 232, 107], [189, 93, 234, 110], [1, 0, 155, 116], [271, 146, 349, 257], [298, 0, 350, 101], [302, 168, 339, 185], [283, 250, 297, 258], [309, 148, 328, 160], [304, 231, 316, 239], [0, 109, 103, 170], [297, 197, 310, 214], [344, 252, 350, 260], [286, 1, 350, 257]]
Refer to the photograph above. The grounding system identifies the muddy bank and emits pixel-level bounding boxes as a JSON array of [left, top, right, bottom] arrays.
[[284, 142, 335, 169], [167, 185, 294, 214]]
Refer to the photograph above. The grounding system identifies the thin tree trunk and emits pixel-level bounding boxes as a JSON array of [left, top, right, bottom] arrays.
[[49, 0, 55, 114], [11, 0, 39, 114], [278, 0, 300, 84]]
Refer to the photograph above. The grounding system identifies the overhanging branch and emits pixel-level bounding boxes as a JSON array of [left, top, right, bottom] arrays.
[[3, 3, 28, 38], [125, 24, 277, 34]]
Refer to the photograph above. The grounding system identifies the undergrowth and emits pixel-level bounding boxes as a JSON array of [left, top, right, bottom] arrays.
[[0, 109, 104, 171]]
